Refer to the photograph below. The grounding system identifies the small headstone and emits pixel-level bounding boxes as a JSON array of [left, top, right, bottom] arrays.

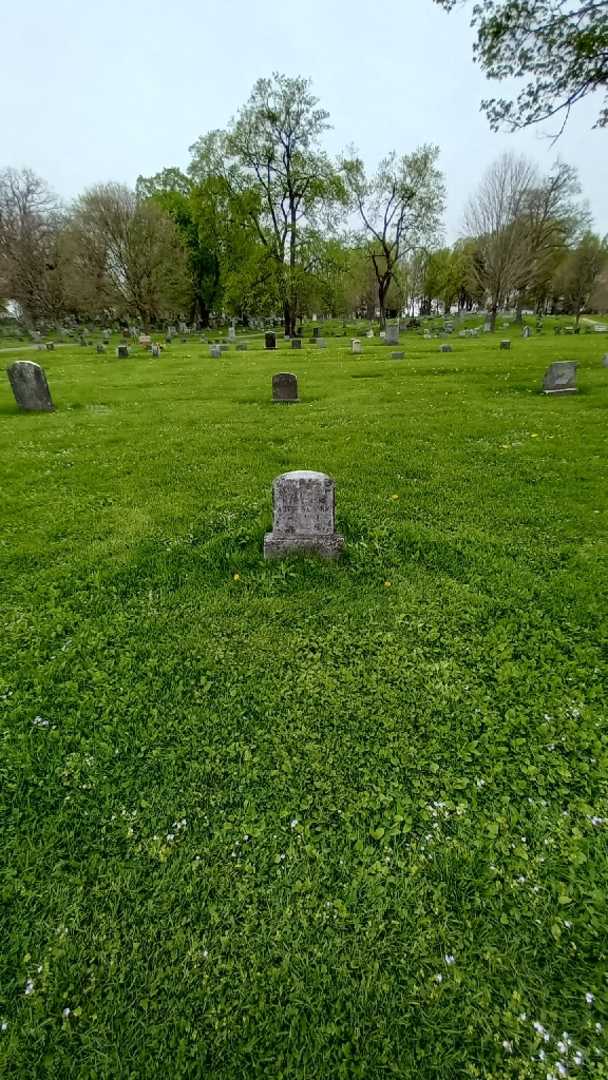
[[165, 335, 172, 344], [602, 354, 608, 367], [440, 344, 452, 353], [96, 344, 106, 354], [36, 343, 45, 351], [236, 341, 248, 351], [522, 326, 531, 339], [122, 328, 130, 338], [228, 325, 236, 340], [151, 344, 161, 357], [116, 345, 129, 358], [45, 342, 55, 351], [366, 329, 374, 339], [351, 339, 362, 355], [379, 331, 386, 339], [264, 471, 344, 559], [272, 372, 299, 403], [500, 340, 511, 350], [210, 345, 221, 358], [291, 338, 302, 350], [392, 351, 404, 360], [385, 325, 399, 345], [265, 332, 276, 350], [139, 334, 151, 348], [543, 361, 577, 395], [313, 327, 320, 338], [6, 361, 54, 412], [316, 338, 326, 348], [483, 322, 491, 332]]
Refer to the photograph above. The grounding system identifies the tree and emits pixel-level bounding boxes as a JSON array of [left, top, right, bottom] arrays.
[[0, 168, 65, 325], [464, 153, 537, 328], [433, 0, 608, 134], [553, 231, 608, 321], [343, 146, 445, 326], [67, 184, 190, 326], [189, 74, 345, 336]]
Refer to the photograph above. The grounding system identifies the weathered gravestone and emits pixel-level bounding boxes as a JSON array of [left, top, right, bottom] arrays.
[[116, 345, 129, 358], [45, 342, 55, 351], [272, 372, 299, 403], [313, 326, 320, 338], [316, 338, 327, 348], [602, 354, 608, 367], [543, 361, 577, 394], [392, 351, 404, 360], [522, 326, 531, 339], [151, 344, 161, 357], [7, 361, 54, 411], [291, 338, 302, 349], [500, 339, 511, 350], [264, 471, 344, 559], [36, 343, 45, 351], [440, 344, 452, 353], [236, 341, 248, 351], [96, 344, 106, 354], [265, 332, 276, 350], [366, 329, 374, 339], [228, 325, 236, 340], [210, 345, 221, 358], [385, 324, 399, 345], [351, 339, 362, 355]]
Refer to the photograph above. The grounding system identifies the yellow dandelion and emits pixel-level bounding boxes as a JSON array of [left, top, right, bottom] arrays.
[[531, 433, 539, 438], [384, 580, 392, 588], [233, 573, 241, 581], [390, 494, 399, 501]]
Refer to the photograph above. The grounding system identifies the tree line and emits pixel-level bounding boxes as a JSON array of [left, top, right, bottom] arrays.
[[1, 73, 606, 333]]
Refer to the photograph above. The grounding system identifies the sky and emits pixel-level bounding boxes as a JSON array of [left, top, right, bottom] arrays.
[[2, 0, 606, 241]]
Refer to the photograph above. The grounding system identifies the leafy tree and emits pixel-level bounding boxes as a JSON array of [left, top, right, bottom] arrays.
[[553, 230, 608, 321], [67, 183, 190, 326], [433, 0, 608, 133], [343, 146, 445, 326], [0, 168, 65, 325], [189, 74, 345, 335]]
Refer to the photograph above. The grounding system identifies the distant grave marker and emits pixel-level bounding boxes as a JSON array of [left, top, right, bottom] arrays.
[[265, 331, 276, 350], [116, 345, 129, 358], [351, 339, 362, 355]]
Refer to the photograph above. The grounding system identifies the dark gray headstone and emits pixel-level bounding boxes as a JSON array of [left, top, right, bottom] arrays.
[[291, 338, 302, 350], [264, 471, 344, 559], [440, 344, 452, 353], [7, 361, 54, 411], [543, 361, 577, 394], [500, 339, 511, 350], [313, 326, 320, 338], [210, 345, 221, 358], [265, 332, 276, 350], [272, 372, 299, 403], [96, 344, 106, 354], [45, 342, 55, 351], [116, 345, 129, 358]]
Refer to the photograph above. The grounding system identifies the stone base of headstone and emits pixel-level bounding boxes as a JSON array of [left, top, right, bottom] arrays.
[[543, 387, 578, 395], [264, 534, 344, 558]]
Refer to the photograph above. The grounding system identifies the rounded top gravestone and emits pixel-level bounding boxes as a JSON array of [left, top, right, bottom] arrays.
[[7, 360, 54, 412], [272, 372, 299, 402]]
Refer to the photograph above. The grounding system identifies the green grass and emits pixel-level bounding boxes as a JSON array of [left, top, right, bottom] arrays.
[[1, 328, 607, 1078]]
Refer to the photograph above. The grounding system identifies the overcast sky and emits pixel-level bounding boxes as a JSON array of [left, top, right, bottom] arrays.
[[3, 0, 606, 240]]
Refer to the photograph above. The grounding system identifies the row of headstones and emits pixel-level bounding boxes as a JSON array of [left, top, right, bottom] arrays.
[[6, 355, 601, 414]]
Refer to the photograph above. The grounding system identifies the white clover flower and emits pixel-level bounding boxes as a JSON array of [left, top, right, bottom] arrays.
[[444, 954, 455, 966], [1, 1021, 7, 1033], [62, 1007, 71, 1018], [290, 819, 298, 828], [556, 1063, 568, 1077], [519, 1012, 527, 1021], [538, 1048, 546, 1061], [585, 992, 595, 1005], [574, 1051, 584, 1066], [502, 1039, 513, 1053], [558, 1041, 568, 1054], [24, 979, 34, 995], [433, 973, 443, 983], [166, 833, 175, 842], [243, 834, 249, 842], [279, 853, 286, 861], [202, 949, 208, 959], [590, 817, 606, 826], [596, 1022, 603, 1033], [564, 921, 572, 929]]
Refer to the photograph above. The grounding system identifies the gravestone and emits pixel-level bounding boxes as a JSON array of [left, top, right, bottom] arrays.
[[291, 338, 302, 349], [265, 331, 276, 350], [220, 344, 229, 353], [96, 344, 106, 354], [228, 325, 236, 340], [210, 345, 221, 358], [366, 329, 374, 338], [116, 345, 129, 358], [385, 324, 399, 345], [7, 361, 54, 411], [264, 471, 344, 559], [351, 339, 362, 355], [316, 338, 327, 348], [36, 343, 45, 351], [165, 335, 172, 344], [45, 342, 55, 351], [602, 354, 608, 367], [236, 341, 248, 351], [139, 334, 151, 348], [500, 339, 511, 350], [272, 372, 299, 403], [543, 361, 577, 394], [440, 344, 452, 353], [392, 351, 404, 360], [522, 326, 531, 339], [151, 344, 161, 357], [313, 326, 320, 338], [483, 322, 492, 332]]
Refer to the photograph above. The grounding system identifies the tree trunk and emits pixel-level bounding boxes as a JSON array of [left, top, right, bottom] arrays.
[[378, 281, 387, 329], [283, 300, 291, 338], [489, 304, 497, 332]]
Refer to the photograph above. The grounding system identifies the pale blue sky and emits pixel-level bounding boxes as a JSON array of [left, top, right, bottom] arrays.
[[3, 0, 606, 239]]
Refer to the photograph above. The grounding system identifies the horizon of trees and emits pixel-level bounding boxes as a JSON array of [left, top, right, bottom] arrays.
[[1, 75, 607, 331]]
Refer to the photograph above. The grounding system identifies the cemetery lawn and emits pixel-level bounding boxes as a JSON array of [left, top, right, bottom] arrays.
[[1, 328, 607, 1079]]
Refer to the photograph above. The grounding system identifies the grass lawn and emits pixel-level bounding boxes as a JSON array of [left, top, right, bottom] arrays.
[[1, 326, 607, 1078]]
